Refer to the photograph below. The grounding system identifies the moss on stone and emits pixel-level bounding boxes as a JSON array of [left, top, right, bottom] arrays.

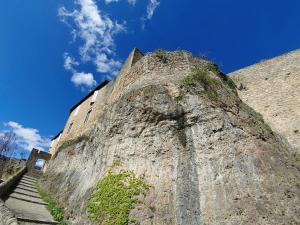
[[87, 162, 150, 225], [54, 135, 89, 158], [180, 66, 221, 100], [154, 49, 168, 63], [206, 63, 236, 90]]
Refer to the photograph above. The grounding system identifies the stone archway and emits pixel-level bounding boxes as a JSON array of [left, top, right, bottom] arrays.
[[26, 148, 52, 175]]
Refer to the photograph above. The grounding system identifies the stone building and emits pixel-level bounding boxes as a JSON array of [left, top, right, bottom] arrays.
[[230, 49, 300, 152], [49, 48, 144, 156]]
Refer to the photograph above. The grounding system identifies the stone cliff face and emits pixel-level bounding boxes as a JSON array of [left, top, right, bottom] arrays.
[[42, 51, 300, 225]]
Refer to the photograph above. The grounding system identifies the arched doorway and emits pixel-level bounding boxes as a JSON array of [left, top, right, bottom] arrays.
[[26, 148, 52, 176]]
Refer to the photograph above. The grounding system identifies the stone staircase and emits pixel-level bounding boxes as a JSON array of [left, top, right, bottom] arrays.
[[3, 174, 58, 225]]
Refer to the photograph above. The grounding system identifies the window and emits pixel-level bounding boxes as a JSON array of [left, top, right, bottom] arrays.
[[84, 109, 92, 123], [91, 91, 98, 104], [67, 122, 73, 133]]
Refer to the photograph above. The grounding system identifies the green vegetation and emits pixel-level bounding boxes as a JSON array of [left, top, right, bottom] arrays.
[[231, 76, 244, 84], [154, 49, 168, 63], [179, 63, 236, 101], [180, 66, 222, 100], [54, 135, 89, 158], [15, 165, 22, 172], [37, 182, 67, 225], [205, 63, 236, 89], [87, 161, 150, 225]]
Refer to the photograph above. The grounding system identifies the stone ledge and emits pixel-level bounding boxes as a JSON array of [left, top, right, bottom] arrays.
[[0, 199, 18, 225]]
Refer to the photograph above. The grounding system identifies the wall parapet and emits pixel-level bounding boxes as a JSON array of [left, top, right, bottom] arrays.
[[0, 166, 27, 198]]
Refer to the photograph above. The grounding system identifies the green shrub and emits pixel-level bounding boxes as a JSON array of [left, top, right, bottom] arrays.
[[37, 183, 68, 225], [154, 49, 168, 63], [54, 135, 89, 158], [87, 162, 150, 225]]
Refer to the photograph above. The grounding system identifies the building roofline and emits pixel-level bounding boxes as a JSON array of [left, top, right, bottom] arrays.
[[51, 130, 63, 141], [69, 80, 110, 114]]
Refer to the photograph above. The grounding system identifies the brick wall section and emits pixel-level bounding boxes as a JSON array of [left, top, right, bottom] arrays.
[[229, 49, 300, 152]]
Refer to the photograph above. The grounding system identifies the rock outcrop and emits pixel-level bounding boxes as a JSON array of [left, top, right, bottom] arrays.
[[42, 51, 300, 225]]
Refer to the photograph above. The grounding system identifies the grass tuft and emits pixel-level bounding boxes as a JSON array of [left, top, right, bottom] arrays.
[[37, 182, 68, 225]]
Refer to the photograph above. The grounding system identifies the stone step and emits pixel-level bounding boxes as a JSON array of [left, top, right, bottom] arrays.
[[12, 190, 41, 199], [19, 222, 58, 225], [19, 181, 36, 189], [17, 183, 37, 190], [7, 195, 47, 206], [18, 218, 58, 225], [15, 185, 39, 194], [23, 175, 38, 181], [5, 200, 56, 224], [8, 192, 45, 205], [20, 178, 37, 185]]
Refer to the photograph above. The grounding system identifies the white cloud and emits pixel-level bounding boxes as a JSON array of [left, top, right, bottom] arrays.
[[3, 122, 51, 152], [105, 0, 136, 5], [146, 0, 160, 19], [64, 53, 79, 72], [71, 72, 96, 88], [59, 0, 125, 84], [105, 0, 120, 3]]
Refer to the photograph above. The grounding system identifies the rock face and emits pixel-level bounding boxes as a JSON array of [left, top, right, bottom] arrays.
[[229, 49, 300, 152], [42, 51, 300, 225]]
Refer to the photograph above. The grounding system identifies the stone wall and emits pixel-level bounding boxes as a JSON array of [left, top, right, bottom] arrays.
[[43, 50, 300, 225], [0, 166, 26, 198], [49, 48, 144, 157], [229, 49, 300, 152], [0, 200, 18, 225]]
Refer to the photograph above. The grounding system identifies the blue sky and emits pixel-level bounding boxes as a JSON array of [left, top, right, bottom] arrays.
[[0, 0, 300, 156]]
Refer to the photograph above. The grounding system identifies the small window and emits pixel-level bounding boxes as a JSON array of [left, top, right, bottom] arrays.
[[84, 109, 92, 123], [91, 91, 98, 104], [67, 123, 73, 133]]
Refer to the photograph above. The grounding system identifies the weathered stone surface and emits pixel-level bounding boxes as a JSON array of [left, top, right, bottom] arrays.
[[42, 51, 300, 225], [4, 175, 57, 225], [229, 49, 300, 152]]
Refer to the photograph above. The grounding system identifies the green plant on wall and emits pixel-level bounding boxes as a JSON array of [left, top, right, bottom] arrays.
[[154, 49, 168, 63], [53, 135, 89, 158], [37, 182, 68, 225], [180, 66, 221, 100], [87, 161, 150, 225]]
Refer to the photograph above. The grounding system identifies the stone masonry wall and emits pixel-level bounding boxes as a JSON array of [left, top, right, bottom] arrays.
[[229, 49, 300, 152], [49, 49, 143, 157], [43, 50, 300, 225]]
